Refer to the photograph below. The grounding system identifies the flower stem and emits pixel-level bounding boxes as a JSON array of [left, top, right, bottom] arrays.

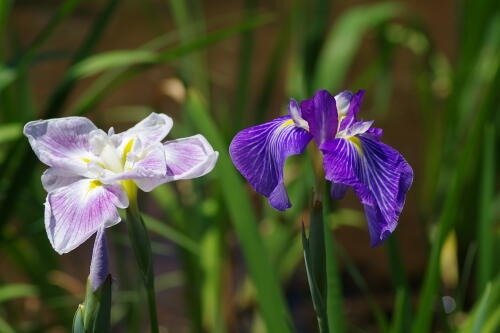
[[124, 183, 159, 333]]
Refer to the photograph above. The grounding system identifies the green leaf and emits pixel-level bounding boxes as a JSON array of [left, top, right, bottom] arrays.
[[313, 2, 402, 92], [0, 283, 38, 303], [70, 50, 157, 78], [472, 284, 492, 333], [477, 125, 496, 294], [0, 65, 15, 91], [322, 185, 345, 333], [302, 200, 329, 333], [184, 89, 292, 333], [141, 213, 200, 255], [0, 123, 22, 143]]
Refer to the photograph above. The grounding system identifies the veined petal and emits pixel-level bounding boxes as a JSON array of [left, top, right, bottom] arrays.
[[134, 135, 218, 191], [164, 134, 218, 180], [300, 89, 338, 145], [42, 168, 82, 192], [111, 113, 173, 149], [229, 116, 312, 210], [338, 90, 365, 131], [45, 179, 128, 254], [24, 117, 97, 175], [89, 227, 109, 292], [321, 135, 413, 246]]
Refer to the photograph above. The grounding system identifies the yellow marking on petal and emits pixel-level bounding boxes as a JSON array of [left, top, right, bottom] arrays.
[[120, 179, 137, 205], [279, 119, 295, 130], [348, 136, 362, 154], [81, 157, 106, 169], [88, 180, 103, 190], [122, 139, 134, 166]]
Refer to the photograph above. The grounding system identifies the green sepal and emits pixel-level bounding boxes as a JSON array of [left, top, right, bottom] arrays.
[[72, 274, 112, 333], [72, 305, 85, 333]]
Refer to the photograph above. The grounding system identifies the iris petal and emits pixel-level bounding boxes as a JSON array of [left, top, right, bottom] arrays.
[[44, 179, 128, 254], [300, 89, 338, 145], [229, 116, 312, 210], [89, 227, 109, 291], [338, 90, 365, 131], [24, 117, 97, 176], [321, 135, 413, 246], [42, 168, 82, 192], [99, 142, 168, 191], [132, 134, 218, 191], [111, 113, 173, 149]]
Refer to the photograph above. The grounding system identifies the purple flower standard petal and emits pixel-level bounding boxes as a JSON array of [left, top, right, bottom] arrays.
[[338, 90, 365, 131], [321, 135, 413, 246], [300, 90, 338, 145], [45, 179, 129, 254], [24, 117, 97, 175], [89, 227, 109, 292], [229, 116, 312, 210]]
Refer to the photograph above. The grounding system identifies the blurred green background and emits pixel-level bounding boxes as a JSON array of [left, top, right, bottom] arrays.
[[0, 0, 499, 332]]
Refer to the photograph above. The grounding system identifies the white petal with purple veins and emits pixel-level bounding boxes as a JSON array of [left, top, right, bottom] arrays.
[[101, 143, 168, 191], [111, 113, 173, 150], [42, 168, 82, 192], [24, 117, 97, 176], [44, 179, 128, 254]]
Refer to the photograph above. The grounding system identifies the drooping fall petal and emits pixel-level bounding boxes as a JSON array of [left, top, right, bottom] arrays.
[[230, 116, 312, 210]]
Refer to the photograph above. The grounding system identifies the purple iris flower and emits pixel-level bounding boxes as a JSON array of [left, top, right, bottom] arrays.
[[229, 90, 413, 246], [24, 113, 218, 254]]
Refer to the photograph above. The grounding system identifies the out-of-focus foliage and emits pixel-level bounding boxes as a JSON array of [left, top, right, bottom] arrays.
[[0, 0, 499, 332]]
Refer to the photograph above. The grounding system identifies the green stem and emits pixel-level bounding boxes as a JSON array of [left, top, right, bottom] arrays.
[[125, 184, 159, 333]]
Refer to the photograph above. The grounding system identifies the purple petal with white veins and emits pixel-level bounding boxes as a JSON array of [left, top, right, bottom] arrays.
[[42, 168, 82, 192], [45, 179, 128, 254], [321, 135, 413, 246], [89, 227, 109, 291], [364, 127, 383, 141], [111, 113, 173, 149], [229, 116, 312, 211], [300, 90, 338, 145], [24, 117, 97, 175]]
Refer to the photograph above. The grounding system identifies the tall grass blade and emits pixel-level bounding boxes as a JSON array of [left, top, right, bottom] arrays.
[[2, 0, 82, 91], [0, 283, 38, 302], [386, 236, 411, 333], [476, 120, 496, 296], [141, 214, 200, 255], [68, 14, 273, 116], [411, 56, 500, 333], [0, 0, 122, 231], [302, 201, 329, 333], [322, 186, 345, 333], [313, 2, 402, 92], [184, 89, 292, 333]]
